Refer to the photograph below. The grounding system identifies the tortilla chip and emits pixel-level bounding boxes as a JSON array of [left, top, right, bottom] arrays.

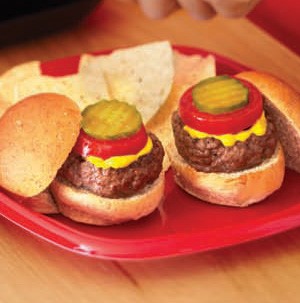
[[0, 60, 40, 80], [6, 75, 74, 103], [0, 57, 110, 111], [79, 41, 174, 123], [173, 51, 216, 91], [146, 51, 216, 170], [0, 61, 40, 107], [46, 74, 108, 110], [0, 98, 10, 117], [79, 54, 111, 101], [5, 73, 109, 111]]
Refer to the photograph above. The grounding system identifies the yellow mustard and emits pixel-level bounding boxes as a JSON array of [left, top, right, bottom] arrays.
[[183, 113, 267, 147], [86, 137, 153, 169]]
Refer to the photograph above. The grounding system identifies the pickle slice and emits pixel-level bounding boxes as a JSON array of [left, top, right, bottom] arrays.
[[82, 100, 142, 140], [192, 75, 249, 114]]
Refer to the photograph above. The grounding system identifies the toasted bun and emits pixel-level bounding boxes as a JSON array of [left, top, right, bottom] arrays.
[[237, 71, 300, 173], [167, 142, 285, 207], [51, 173, 165, 226], [0, 93, 81, 197]]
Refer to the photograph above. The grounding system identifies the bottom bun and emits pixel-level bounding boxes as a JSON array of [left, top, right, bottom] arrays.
[[50, 173, 165, 226], [167, 143, 285, 207]]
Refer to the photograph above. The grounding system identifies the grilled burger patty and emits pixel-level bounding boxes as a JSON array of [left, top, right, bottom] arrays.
[[58, 133, 164, 198], [172, 111, 278, 173]]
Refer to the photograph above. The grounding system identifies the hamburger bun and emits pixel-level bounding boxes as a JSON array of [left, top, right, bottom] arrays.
[[0, 93, 81, 198], [51, 173, 165, 226], [167, 142, 285, 207], [237, 71, 300, 173]]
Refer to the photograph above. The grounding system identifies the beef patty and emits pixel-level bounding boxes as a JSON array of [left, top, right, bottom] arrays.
[[172, 111, 278, 173], [58, 133, 164, 198]]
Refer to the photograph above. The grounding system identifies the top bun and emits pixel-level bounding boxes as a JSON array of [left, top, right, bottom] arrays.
[[0, 93, 81, 197], [237, 71, 300, 173]]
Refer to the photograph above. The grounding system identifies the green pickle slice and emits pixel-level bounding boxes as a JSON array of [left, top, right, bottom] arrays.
[[192, 75, 249, 114], [82, 100, 142, 140]]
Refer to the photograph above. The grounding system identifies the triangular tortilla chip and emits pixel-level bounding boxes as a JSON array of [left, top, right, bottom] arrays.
[[79, 54, 111, 102], [3, 73, 109, 112], [79, 41, 174, 123], [0, 61, 40, 114]]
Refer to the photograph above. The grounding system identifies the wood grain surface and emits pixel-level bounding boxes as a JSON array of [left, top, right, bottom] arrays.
[[1, 1, 300, 302]]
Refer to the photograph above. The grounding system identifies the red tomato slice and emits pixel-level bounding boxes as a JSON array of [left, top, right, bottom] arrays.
[[73, 126, 148, 160], [179, 78, 263, 135]]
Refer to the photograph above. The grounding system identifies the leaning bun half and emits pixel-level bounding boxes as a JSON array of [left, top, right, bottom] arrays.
[[51, 173, 165, 226], [0, 93, 81, 197], [167, 143, 285, 207], [237, 71, 300, 173]]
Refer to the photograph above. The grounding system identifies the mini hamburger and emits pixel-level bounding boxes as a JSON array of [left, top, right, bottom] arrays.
[[167, 72, 291, 207], [51, 99, 165, 225], [0, 94, 165, 225]]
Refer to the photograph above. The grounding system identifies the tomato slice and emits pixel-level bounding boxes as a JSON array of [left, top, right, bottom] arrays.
[[73, 126, 148, 160], [179, 78, 263, 135]]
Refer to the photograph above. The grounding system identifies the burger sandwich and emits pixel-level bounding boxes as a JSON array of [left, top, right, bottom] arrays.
[[0, 94, 165, 225], [166, 71, 300, 207], [51, 99, 165, 225]]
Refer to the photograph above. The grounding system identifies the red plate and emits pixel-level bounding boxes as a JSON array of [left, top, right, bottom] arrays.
[[1, 45, 300, 260]]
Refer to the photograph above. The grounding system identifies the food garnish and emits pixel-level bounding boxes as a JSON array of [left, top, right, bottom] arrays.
[[179, 75, 263, 135], [74, 100, 151, 168]]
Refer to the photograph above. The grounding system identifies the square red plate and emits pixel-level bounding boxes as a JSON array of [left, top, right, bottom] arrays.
[[1, 45, 300, 260]]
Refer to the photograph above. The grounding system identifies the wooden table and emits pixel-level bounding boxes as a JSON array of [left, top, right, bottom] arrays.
[[1, 1, 300, 302]]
